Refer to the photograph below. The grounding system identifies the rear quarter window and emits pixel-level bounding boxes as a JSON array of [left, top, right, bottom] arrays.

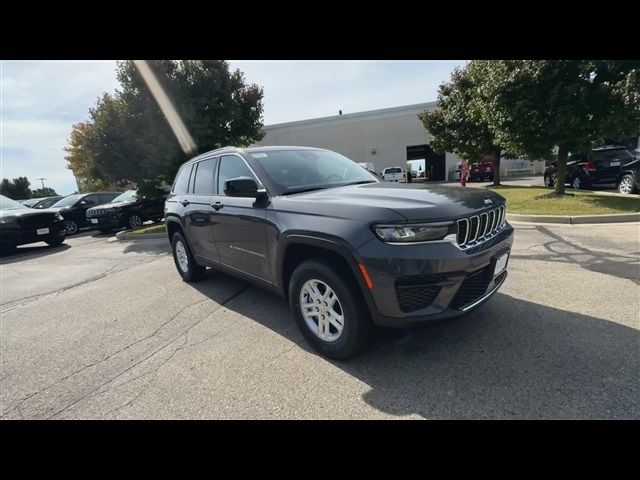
[[172, 164, 194, 194]]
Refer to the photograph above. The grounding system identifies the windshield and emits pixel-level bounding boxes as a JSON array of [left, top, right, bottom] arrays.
[[250, 149, 378, 194], [593, 149, 633, 162], [34, 197, 62, 209], [0, 195, 28, 211], [50, 194, 83, 207], [112, 190, 138, 203]]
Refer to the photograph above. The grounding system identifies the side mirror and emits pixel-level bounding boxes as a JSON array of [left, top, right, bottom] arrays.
[[224, 177, 265, 198], [79, 200, 87, 206]]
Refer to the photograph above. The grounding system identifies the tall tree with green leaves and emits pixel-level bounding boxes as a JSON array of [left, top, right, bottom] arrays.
[[0, 177, 32, 199], [65, 60, 265, 190], [31, 187, 58, 198], [419, 67, 505, 186], [467, 60, 640, 195]]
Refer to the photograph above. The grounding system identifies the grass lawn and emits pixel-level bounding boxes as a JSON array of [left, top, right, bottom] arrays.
[[128, 224, 166, 235], [486, 186, 640, 215]]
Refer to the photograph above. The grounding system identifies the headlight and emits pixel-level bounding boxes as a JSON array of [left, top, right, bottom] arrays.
[[373, 222, 452, 243]]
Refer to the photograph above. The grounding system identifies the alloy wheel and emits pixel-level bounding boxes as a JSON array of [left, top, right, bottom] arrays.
[[299, 279, 345, 342], [619, 176, 634, 194], [175, 240, 189, 273]]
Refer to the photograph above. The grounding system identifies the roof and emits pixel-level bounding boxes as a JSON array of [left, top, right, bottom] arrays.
[[262, 101, 436, 131]]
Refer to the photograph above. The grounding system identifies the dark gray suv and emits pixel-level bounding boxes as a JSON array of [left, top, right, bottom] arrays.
[[165, 146, 514, 359]]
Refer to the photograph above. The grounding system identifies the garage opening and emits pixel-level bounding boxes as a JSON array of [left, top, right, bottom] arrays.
[[406, 144, 445, 181]]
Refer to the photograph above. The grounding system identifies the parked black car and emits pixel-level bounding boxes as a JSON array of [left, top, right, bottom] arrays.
[[86, 189, 167, 232], [0, 195, 67, 253], [544, 146, 636, 189], [616, 159, 640, 194], [22, 196, 65, 209], [165, 146, 513, 359], [49, 192, 122, 235]]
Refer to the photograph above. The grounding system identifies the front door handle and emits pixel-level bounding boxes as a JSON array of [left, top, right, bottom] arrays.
[[181, 199, 190, 207], [211, 201, 224, 211]]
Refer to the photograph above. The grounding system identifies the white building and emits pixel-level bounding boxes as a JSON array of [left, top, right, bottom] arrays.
[[252, 102, 545, 181]]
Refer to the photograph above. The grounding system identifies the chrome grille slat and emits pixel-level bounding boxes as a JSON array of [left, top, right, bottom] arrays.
[[455, 205, 507, 250]]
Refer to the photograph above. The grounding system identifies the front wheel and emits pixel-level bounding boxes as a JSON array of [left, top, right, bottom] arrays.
[[572, 176, 588, 190], [65, 220, 78, 235], [45, 237, 65, 247], [544, 174, 554, 188], [171, 232, 206, 282], [618, 174, 637, 194], [289, 259, 371, 360]]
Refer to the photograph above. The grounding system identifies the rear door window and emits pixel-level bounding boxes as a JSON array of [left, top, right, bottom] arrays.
[[192, 158, 217, 195]]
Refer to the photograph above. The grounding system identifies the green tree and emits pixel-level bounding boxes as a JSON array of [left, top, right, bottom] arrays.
[[467, 60, 640, 195], [32, 187, 58, 198], [66, 60, 265, 189], [419, 67, 506, 186], [0, 177, 32, 199]]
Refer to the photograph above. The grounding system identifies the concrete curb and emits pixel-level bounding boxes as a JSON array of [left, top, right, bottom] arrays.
[[507, 212, 640, 224], [115, 230, 167, 241]]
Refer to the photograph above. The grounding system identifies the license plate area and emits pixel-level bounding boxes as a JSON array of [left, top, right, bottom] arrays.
[[90, 218, 99, 224], [493, 251, 509, 277], [37, 227, 50, 235]]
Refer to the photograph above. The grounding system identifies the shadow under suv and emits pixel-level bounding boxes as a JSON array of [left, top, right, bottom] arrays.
[[165, 146, 514, 359]]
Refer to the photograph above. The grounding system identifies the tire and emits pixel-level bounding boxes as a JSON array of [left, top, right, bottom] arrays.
[[572, 176, 588, 190], [544, 174, 554, 188], [171, 231, 206, 282], [65, 220, 78, 235], [288, 259, 371, 360], [126, 213, 143, 229], [618, 174, 637, 194], [45, 237, 65, 247]]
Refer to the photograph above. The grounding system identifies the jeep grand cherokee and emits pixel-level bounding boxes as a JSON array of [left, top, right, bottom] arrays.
[[165, 146, 514, 359]]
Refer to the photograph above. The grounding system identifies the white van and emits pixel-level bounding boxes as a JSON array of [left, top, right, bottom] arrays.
[[382, 166, 405, 182]]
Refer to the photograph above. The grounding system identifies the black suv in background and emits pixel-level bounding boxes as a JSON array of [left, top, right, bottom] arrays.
[[0, 195, 67, 253], [165, 146, 514, 359], [86, 189, 167, 232], [544, 146, 636, 189], [49, 192, 122, 235]]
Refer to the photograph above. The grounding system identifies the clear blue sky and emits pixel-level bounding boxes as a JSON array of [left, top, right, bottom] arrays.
[[1, 60, 465, 195]]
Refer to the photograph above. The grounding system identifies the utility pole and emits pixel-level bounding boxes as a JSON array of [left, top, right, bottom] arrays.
[[36, 178, 47, 189]]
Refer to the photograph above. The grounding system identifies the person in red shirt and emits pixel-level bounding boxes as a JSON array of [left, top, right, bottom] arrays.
[[460, 160, 470, 187]]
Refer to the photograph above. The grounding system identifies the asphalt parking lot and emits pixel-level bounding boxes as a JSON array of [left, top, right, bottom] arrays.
[[1, 223, 639, 419]]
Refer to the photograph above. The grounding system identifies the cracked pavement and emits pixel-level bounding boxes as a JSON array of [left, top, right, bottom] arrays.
[[1, 223, 639, 419]]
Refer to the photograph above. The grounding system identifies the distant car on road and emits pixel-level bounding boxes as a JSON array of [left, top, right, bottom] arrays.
[[544, 146, 635, 189], [49, 192, 122, 235], [85, 189, 167, 232], [616, 159, 640, 194], [382, 166, 405, 182], [469, 157, 495, 182], [0, 195, 67, 253]]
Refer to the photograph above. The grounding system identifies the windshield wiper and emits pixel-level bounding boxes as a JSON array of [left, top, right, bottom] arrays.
[[281, 186, 331, 196], [342, 180, 378, 186]]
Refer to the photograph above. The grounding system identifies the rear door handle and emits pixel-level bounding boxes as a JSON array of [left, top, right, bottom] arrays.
[[211, 201, 224, 211], [181, 199, 190, 207]]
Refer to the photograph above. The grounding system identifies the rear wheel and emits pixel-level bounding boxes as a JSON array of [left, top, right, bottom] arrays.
[[126, 213, 143, 229], [544, 174, 554, 187], [171, 232, 206, 282], [289, 259, 371, 360], [618, 174, 637, 194]]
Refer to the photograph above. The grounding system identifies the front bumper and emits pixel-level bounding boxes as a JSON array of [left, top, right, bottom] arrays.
[[86, 214, 124, 229], [356, 223, 514, 327], [1, 221, 66, 247]]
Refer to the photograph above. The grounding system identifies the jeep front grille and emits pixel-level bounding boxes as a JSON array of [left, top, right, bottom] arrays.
[[456, 205, 506, 250]]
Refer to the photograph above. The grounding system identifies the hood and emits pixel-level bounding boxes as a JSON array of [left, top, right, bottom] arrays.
[[280, 182, 506, 222], [0, 207, 60, 221], [87, 200, 135, 211]]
